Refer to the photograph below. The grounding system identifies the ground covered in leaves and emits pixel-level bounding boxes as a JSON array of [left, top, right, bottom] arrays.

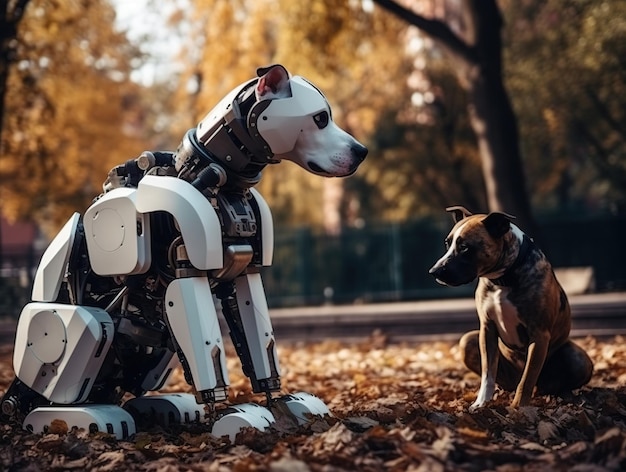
[[1, 334, 626, 471]]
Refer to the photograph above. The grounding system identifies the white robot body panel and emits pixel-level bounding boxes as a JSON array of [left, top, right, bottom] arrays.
[[234, 273, 280, 380], [136, 175, 223, 270], [249, 188, 274, 266], [24, 405, 135, 439], [211, 403, 275, 441], [274, 392, 331, 425], [31, 213, 80, 302], [84, 188, 152, 276], [13, 303, 114, 404], [165, 277, 229, 398], [253, 76, 330, 155]]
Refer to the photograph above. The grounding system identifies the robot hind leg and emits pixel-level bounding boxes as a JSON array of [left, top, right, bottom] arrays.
[[5, 302, 137, 439]]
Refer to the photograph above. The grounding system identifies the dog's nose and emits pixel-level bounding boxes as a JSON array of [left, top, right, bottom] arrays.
[[352, 143, 368, 162], [429, 263, 447, 278]]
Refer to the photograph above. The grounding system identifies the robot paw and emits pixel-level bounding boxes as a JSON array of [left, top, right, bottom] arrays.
[[23, 405, 136, 439], [211, 403, 275, 441], [123, 393, 205, 429], [272, 391, 331, 425]]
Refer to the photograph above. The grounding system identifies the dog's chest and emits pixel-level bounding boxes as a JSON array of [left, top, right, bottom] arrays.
[[480, 286, 526, 348]]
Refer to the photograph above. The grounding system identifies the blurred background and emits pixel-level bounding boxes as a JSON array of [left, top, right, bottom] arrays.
[[1, 0, 625, 314]]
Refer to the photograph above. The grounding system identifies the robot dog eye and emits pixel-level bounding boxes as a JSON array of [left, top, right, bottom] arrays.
[[313, 111, 329, 129]]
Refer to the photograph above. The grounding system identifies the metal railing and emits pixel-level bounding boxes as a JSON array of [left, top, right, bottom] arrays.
[[1, 214, 625, 314]]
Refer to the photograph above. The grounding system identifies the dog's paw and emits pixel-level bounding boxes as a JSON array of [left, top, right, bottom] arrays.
[[468, 400, 486, 412]]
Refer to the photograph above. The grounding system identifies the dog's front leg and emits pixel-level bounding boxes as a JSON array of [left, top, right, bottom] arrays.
[[470, 320, 499, 411], [512, 331, 550, 407]]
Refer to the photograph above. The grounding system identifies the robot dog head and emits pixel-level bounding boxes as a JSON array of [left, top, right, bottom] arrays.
[[428, 206, 516, 286], [174, 64, 367, 187]]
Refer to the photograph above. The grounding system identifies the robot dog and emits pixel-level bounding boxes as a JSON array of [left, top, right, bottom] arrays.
[[0, 65, 367, 440]]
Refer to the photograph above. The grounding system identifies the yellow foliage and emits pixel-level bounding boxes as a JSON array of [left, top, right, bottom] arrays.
[[0, 0, 150, 234]]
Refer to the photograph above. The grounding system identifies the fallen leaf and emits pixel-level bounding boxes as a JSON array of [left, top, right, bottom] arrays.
[[537, 420, 560, 443], [49, 419, 69, 435]]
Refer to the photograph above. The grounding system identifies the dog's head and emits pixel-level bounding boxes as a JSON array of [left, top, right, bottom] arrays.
[[186, 64, 367, 181], [428, 206, 516, 286], [252, 64, 367, 177]]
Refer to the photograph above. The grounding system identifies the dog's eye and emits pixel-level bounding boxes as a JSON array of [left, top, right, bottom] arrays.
[[458, 242, 470, 254], [313, 111, 329, 129]]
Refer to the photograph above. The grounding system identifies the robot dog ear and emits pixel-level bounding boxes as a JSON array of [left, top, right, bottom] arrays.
[[445, 206, 473, 223], [481, 211, 516, 238], [255, 64, 291, 99]]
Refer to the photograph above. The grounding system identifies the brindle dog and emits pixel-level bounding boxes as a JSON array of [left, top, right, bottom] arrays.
[[429, 206, 593, 409]]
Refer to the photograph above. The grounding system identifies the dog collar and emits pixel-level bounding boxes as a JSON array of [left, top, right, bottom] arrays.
[[490, 235, 534, 287]]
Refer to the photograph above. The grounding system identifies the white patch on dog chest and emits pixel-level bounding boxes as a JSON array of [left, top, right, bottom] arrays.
[[484, 287, 524, 348]]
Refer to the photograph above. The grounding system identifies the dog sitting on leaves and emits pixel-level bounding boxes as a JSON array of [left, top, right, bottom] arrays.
[[429, 206, 593, 409]]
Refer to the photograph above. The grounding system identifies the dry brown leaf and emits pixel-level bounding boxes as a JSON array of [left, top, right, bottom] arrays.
[[48, 418, 69, 435], [537, 420, 560, 443], [269, 456, 311, 472], [457, 426, 488, 439], [519, 441, 550, 452], [35, 434, 63, 451], [92, 450, 126, 471], [593, 426, 626, 460], [1, 336, 626, 470]]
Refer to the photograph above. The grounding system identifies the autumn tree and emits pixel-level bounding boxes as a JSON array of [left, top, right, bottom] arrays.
[[0, 0, 149, 233], [0, 0, 29, 151], [372, 0, 535, 232], [505, 0, 626, 214], [160, 0, 625, 230], [361, 65, 485, 221]]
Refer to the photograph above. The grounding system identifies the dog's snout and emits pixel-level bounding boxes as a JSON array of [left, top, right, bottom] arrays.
[[429, 264, 444, 277], [352, 143, 368, 162]]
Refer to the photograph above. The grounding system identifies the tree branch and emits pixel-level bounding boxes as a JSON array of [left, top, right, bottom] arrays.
[[371, 0, 477, 65]]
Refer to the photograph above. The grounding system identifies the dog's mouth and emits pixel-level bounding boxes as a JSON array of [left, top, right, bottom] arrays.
[[307, 161, 331, 175], [307, 161, 359, 177]]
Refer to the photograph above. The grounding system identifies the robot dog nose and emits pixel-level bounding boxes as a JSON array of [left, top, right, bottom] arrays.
[[352, 143, 368, 162]]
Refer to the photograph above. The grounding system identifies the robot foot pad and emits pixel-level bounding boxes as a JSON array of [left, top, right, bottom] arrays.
[[23, 405, 136, 440], [123, 393, 205, 428], [272, 391, 331, 425], [211, 403, 275, 442], [20, 393, 328, 442]]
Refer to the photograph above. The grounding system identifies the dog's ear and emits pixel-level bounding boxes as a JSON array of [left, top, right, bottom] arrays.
[[446, 206, 473, 223], [256, 64, 291, 100], [481, 211, 516, 238]]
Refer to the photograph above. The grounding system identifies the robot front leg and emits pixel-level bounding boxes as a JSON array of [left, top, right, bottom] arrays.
[[216, 272, 281, 402], [217, 272, 330, 425], [159, 276, 275, 440], [163, 276, 229, 404]]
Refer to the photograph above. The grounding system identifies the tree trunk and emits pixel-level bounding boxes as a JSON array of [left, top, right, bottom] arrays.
[[0, 0, 31, 266], [0, 0, 30, 155], [463, 0, 535, 234], [373, 0, 536, 235]]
